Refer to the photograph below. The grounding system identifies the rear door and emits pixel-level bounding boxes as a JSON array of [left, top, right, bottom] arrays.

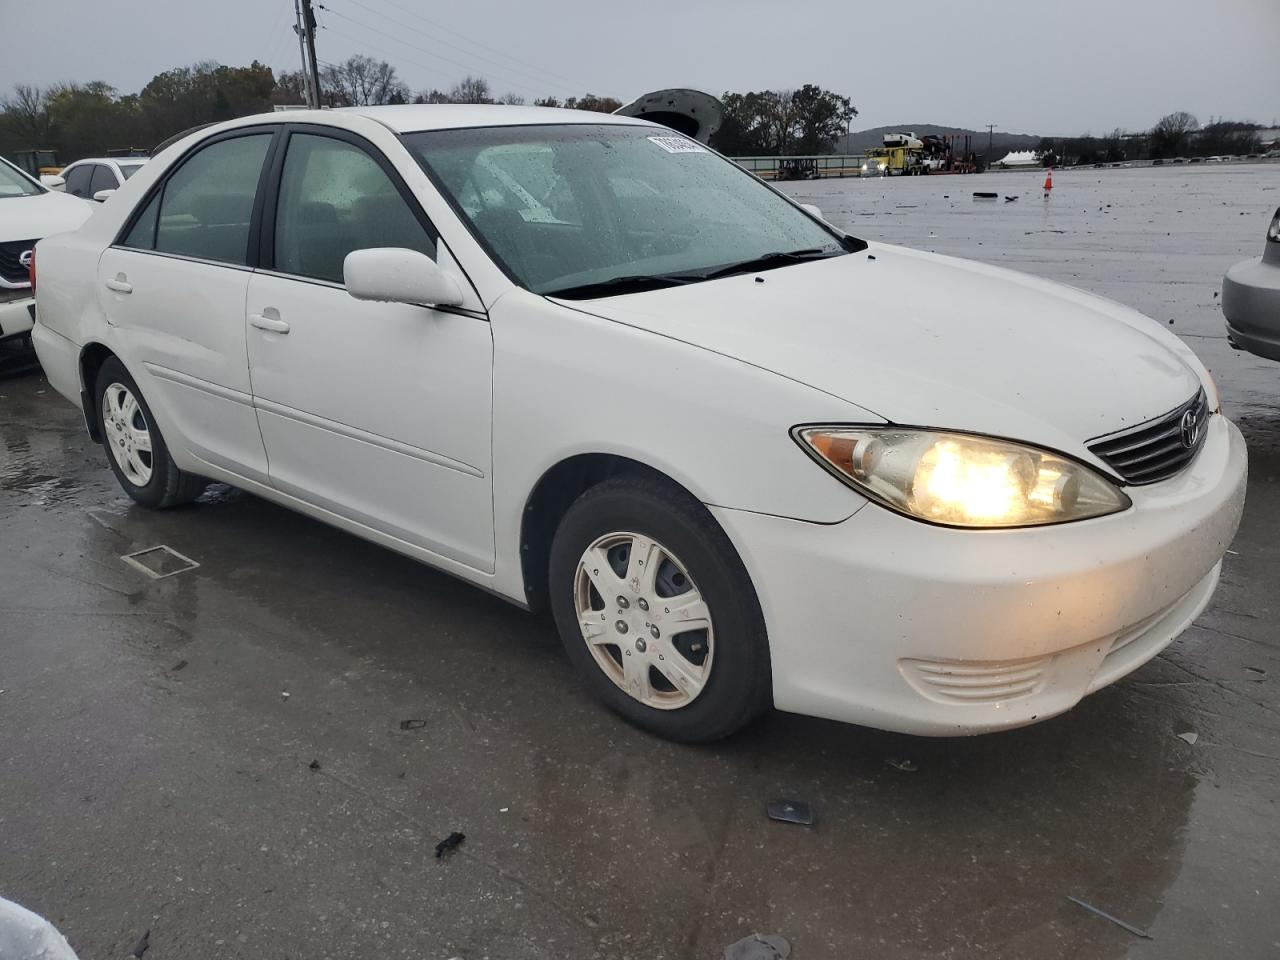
[[88, 163, 119, 199], [245, 126, 494, 572], [97, 128, 277, 482]]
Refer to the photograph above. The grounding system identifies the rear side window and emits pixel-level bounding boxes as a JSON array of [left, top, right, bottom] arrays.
[[89, 164, 117, 196], [151, 134, 272, 265], [64, 165, 93, 198], [121, 193, 160, 249], [273, 133, 434, 284]]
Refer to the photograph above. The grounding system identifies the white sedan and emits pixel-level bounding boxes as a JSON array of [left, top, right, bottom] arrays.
[[31, 107, 1246, 741], [58, 156, 149, 202]]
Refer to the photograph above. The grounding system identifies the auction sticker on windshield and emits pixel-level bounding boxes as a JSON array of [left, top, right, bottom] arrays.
[[647, 136, 706, 154]]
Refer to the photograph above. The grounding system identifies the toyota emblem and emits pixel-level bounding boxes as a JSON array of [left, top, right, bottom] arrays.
[[18, 249, 33, 269], [1179, 408, 1200, 449]]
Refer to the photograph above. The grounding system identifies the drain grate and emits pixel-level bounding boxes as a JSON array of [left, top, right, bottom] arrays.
[[121, 545, 200, 580]]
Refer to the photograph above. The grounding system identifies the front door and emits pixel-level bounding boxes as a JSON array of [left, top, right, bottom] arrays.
[[245, 129, 494, 573], [97, 130, 275, 483]]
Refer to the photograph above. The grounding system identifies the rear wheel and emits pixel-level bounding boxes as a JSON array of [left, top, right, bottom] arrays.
[[549, 475, 771, 742], [96, 357, 206, 508]]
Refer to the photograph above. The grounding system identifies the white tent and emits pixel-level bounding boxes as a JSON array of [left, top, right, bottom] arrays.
[[996, 150, 1040, 167]]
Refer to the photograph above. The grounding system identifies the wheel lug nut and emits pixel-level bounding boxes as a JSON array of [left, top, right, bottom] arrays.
[[650, 626, 660, 639], [615, 620, 628, 634], [637, 598, 649, 611], [635, 638, 647, 653], [616, 596, 629, 609]]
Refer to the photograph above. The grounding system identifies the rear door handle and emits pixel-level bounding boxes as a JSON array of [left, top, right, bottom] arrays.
[[249, 313, 290, 334], [105, 276, 132, 294]]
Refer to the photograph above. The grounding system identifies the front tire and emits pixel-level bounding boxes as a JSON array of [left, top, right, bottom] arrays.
[[96, 357, 206, 508], [549, 475, 771, 742]]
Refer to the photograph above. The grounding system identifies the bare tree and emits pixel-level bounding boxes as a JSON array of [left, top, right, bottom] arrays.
[[1150, 111, 1199, 158], [2, 84, 53, 143], [413, 89, 451, 104], [533, 96, 562, 108], [321, 55, 408, 106], [449, 76, 492, 104], [497, 92, 525, 105]]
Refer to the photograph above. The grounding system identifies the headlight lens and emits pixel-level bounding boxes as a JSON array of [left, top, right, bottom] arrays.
[[795, 427, 1131, 528]]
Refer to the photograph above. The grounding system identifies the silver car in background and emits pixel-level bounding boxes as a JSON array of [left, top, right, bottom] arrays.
[[1224, 206, 1280, 361]]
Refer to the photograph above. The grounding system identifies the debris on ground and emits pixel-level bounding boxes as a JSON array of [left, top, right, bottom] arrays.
[[1246, 666, 1266, 676], [1067, 896, 1152, 939], [308, 759, 320, 770], [1004, 195, 1018, 202], [280, 690, 290, 701], [435, 831, 466, 859], [973, 191, 998, 199], [171, 659, 188, 672], [766, 799, 814, 826], [886, 758, 918, 772], [724, 933, 791, 960], [399, 719, 427, 730], [131, 928, 151, 958], [1176, 731, 1199, 745]]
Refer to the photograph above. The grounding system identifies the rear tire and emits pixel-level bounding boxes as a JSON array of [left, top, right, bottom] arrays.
[[95, 357, 206, 508], [549, 475, 771, 742]]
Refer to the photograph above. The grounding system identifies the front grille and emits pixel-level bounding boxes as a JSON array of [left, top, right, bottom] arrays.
[[0, 238, 37, 286], [1087, 389, 1209, 484], [900, 655, 1051, 704]]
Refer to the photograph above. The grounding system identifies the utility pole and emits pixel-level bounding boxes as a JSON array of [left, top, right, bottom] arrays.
[[301, 0, 323, 108], [987, 123, 996, 153], [293, 0, 313, 108]]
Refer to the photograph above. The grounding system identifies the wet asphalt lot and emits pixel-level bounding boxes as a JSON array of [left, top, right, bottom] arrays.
[[2, 165, 1279, 959]]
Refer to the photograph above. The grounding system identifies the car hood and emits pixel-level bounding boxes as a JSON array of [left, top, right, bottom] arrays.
[[556, 242, 1204, 457], [1, 191, 93, 242]]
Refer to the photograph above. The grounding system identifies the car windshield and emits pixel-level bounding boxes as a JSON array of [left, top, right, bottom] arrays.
[[0, 159, 44, 198], [402, 123, 860, 297], [118, 162, 146, 180]]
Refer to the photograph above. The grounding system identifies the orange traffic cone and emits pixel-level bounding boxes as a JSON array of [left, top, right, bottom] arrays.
[[1043, 167, 1054, 192]]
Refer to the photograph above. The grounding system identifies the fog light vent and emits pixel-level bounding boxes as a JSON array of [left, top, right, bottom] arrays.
[[900, 655, 1051, 704]]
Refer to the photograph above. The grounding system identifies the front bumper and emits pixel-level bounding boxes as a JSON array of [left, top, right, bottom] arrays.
[[0, 293, 36, 341], [712, 413, 1247, 735], [1223, 254, 1280, 361]]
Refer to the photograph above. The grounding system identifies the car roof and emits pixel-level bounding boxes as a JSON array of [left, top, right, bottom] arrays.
[[339, 104, 652, 134], [65, 157, 148, 167]]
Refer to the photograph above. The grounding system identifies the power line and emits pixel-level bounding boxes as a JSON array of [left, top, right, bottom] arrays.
[[319, 24, 457, 92], [318, 3, 573, 98], [343, 0, 589, 92]]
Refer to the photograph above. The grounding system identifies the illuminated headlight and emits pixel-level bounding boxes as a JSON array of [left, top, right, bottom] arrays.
[[1268, 206, 1280, 242], [794, 427, 1131, 528]]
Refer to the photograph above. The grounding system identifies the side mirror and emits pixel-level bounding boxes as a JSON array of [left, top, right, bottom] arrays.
[[343, 247, 463, 308], [800, 203, 825, 220], [41, 174, 66, 190], [92, 189, 116, 202]]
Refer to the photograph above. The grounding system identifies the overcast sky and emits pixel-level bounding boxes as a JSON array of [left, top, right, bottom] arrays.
[[4, 0, 1278, 134]]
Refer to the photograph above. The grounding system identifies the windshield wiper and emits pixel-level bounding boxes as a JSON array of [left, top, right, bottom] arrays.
[[543, 272, 703, 299], [699, 248, 840, 280]]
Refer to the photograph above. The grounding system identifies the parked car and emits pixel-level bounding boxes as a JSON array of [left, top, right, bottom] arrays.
[[0, 156, 91, 352], [58, 157, 148, 201], [1223, 206, 1280, 361], [31, 107, 1246, 741]]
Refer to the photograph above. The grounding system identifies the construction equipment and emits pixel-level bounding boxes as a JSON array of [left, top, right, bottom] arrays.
[[6, 149, 62, 177]]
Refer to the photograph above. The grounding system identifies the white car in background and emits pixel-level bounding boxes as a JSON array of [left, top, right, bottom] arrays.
[[0, 156, 91, 351], [58, 157, 148, 202], [31, 107, 1246, 742]]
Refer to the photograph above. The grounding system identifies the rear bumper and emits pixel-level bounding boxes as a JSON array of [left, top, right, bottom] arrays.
[[0, 294, 35, 341], [1223, 254, 1280, 361], [711, 414, 1247, 735]]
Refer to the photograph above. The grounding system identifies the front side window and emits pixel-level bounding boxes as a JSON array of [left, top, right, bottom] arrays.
[[402, 124, 855, 296], [0, 159, 45, 198], [89, 164, 118, 196], [118, 162, 145, 180], [152, 133, 272, 265], [273, 133, 435, 284], [63, 164, 93, 198]]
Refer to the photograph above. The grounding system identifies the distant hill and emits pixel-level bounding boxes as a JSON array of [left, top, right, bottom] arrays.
[[839, 124, 1041, 154]]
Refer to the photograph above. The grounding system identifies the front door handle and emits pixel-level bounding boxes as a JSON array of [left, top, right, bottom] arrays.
[[105, 276, 132, 294], [249, 313, 290, 334]]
